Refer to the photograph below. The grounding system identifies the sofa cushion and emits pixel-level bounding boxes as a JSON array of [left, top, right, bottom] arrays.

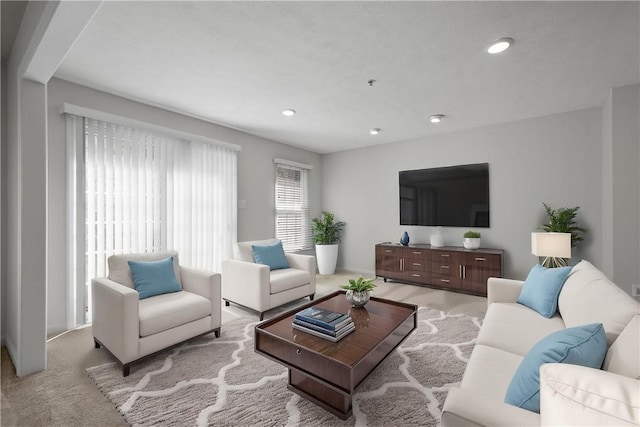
[[477, 302, 565, 356], [461, 344, 525, 400], [252, 240, 290, 270], [559, 260, 640, 346], [504, 323, 607, 413], [138, 291, 211, 337], [517, 264, 572, 318], [234, 239, 278, 263], [540, 363, 640, 426], [128, 257, 182, 299], [270, 268, 311, 294], [108, 250, 181, 289], [603, 314, 640, 378]]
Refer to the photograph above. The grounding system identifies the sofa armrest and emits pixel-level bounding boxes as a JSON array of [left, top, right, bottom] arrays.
[[285, 253, 317, 288], [181, 266, 222, 330], [487, 277, 524, 306], [91, 277, 139, 364], [540, 363, 640, 426], [221, 259, 270, 311], [442, 387, 540, 427]]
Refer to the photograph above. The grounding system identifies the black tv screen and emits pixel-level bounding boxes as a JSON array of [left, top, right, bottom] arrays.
[[399, 163, 490, 227]]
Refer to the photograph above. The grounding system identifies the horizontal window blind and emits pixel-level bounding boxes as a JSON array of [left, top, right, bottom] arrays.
[[275, 163, 311, 251]]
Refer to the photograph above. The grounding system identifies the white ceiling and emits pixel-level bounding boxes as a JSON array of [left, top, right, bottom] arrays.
[[54, 1, 639, 154]]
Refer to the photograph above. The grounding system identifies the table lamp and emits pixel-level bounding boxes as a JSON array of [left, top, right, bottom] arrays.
[[531, 232, 571, 268]]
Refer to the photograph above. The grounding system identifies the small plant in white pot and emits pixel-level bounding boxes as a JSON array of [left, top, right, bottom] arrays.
[[312, 211, 345, 275], [341, 277, 377, 308], [463, 230, 481, 250]]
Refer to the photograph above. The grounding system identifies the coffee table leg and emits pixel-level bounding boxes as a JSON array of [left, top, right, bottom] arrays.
[[288, 369, 352, 420]]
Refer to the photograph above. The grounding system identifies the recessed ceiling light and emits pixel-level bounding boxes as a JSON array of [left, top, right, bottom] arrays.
[[370, 128, 381, 135], [282, 109, 296, 116], [487, 37, 513, 54], [429, 114, 444, 124]]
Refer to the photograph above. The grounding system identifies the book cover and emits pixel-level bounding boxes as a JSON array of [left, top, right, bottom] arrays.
[[293, 318, 354, 337], [292, 322, 355, 342], [295, 307, 349, 331]]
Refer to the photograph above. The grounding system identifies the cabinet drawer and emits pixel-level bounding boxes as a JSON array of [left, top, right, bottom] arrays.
[[431, 272, 462, 289], [431, 261, 457, 275], [376, 246, 403, 257], [406, 248, 430, 258], [405, 258, 426, 271], [403, 270, 430, 284]]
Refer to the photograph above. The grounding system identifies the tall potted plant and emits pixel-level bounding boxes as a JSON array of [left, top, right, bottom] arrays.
[[312, 211, 346, 275]]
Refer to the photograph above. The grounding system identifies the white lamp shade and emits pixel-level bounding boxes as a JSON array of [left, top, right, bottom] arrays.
[[531, 232, 571, 258]]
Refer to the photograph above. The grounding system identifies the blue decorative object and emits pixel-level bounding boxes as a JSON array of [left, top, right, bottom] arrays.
[[400, 231, 410, 246], [504, 323, 607, 413], [517, 264, 572, 318], [128, 257, 182, 300], [252, 240, 290, 270]]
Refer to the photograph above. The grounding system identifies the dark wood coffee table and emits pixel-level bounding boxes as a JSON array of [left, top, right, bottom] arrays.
[[254, 291, 417, 419]]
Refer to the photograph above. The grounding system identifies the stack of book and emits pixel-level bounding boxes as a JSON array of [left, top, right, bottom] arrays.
[[292, 306, 355, 342]]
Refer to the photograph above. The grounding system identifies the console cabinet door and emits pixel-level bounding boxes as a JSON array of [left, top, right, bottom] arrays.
[[430, 250, 462, 289], [461, 253, 502, 295], [375, 245, 403, 279]]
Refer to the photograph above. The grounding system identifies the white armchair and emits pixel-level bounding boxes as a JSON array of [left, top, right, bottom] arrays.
[[221, 239, 316, 320], [91, 250, 221, 376]]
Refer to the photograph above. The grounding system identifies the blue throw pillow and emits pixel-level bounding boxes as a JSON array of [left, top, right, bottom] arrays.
[[252, 240, 289, 270], [504, 323, 607, 413], [128, 257, 181, 299], [517, 264, 572, 318]]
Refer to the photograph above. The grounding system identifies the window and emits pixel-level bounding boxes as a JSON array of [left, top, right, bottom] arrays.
[[67, 112, 238, 325], [275, 160, 312, 252]]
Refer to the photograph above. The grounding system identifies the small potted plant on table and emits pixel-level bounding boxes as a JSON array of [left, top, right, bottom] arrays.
[[463, 230, 481, 250], [341, 277, 377, 308]]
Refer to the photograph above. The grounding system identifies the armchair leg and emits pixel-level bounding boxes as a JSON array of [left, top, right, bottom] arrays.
[[225, 300, 230, 306], [214, 328, 220, 338], [309, 294, 315, 301], [123, 364, 131, 377], [94, 338, 101, 349], [259, 312, 264, 321]]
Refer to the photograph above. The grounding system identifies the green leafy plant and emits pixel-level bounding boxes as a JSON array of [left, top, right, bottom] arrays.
[[464, 230, 481, 239], [539, 203, 586, 248], [312, 211, 346, 245], [341, 277, 377, 292]]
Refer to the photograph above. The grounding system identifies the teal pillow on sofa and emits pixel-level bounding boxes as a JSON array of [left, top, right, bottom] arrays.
[[504, 323, 607, 413], [252, 240, 290, 270], [128, 257, 181, 299], [517, 264, 572, 318]]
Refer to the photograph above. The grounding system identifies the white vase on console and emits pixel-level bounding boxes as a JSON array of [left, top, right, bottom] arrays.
[[430, 228, 444, 247]]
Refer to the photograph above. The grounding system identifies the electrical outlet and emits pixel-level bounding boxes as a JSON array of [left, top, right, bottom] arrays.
[[632, 284, 640, 297]]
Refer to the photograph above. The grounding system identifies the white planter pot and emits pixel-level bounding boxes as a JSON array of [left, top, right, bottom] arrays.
[[316, 244, 339, 275], [463, 238, 481, 250]]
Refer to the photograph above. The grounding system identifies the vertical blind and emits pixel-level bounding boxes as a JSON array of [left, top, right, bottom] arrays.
[[275, 162, 311, 251], [84, 118, 237, 316]]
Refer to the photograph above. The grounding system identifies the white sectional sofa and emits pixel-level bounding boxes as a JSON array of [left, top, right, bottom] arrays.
[[442, 260, 640, 426]]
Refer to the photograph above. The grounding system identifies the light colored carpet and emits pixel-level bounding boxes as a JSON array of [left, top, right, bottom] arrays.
[[87, 307, 480, 426]]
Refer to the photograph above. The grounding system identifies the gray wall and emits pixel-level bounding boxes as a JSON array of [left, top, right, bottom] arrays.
[[322, 107, 604, 281], [46, 78, 323, 334]]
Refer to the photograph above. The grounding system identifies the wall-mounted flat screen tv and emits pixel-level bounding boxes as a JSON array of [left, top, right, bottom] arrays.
[[399, 163, 489, 227]]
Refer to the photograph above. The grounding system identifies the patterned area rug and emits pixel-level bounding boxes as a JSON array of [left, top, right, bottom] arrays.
[[87, 307, 480, 426]]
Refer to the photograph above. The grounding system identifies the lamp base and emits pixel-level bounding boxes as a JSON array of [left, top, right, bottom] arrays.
[[541, 257, 569, 268]]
